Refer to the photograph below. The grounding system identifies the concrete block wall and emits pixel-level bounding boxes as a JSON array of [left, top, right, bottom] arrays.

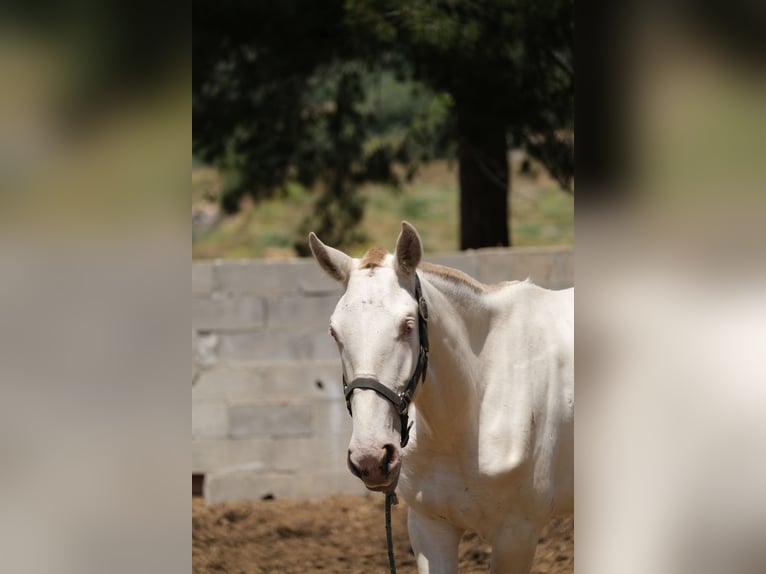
[[192, 246, 573, 502]]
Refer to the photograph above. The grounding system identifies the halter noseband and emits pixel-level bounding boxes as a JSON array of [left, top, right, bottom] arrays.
[[342, 273, 429, 448]]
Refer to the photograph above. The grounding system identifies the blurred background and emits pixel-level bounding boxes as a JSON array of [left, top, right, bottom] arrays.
[[0, 2, 189, 574], [192, 0, 574, 259], [0, 0, 765, 572], [191, 6, 575, 572]]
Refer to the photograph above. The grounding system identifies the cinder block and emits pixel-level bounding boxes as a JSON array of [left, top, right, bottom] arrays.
[[476, 248, 526, 284], [269, 435, 349, 472], [311, 399, 353, 437], [217, 331, 337, 362], [193, 296, 265, 331], [265, 295, 339, 333], [476, 248, 510, 285], [289, 331, 339, 361], [192, 438, 269, 473], [267, 437, 317, 471], [515, 250, 556, 286], [475, 248, 540, 285], [204, 466, 368, 502], [298, 264, 344, 296], [228, 403, 312, 438], [298, 366, 345, 402], [192, 364, 261, 400], [291, 469, 369, 499], [192, 362, 344, 402], [476, 247, 574, 289], [218, 331, 293, 362], [204, 467, 297, 502], [552, 249, 574, 289], [193, 331, 218, 367], [256, 363, 344, 400], [218, 331, 338, 363], [192, 262, 216, 295], [192, 399, 229, 438], [217, 260, 299, 296], [193, 435, 347, 475]]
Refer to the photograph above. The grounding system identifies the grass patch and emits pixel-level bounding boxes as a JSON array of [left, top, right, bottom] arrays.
[[192, 158, 572, 259]]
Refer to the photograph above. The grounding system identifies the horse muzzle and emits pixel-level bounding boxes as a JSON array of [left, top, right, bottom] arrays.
[[347, 443, 401, 492]]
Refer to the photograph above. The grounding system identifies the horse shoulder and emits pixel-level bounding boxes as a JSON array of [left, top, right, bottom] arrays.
[[475, 283, 572, 480]]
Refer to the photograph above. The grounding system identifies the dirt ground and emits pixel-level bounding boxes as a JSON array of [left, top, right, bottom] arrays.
[[193, 494, 573, 573]]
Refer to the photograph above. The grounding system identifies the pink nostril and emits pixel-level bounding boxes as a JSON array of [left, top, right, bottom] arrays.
[[348, 445, 400, 484], [381, 444, 399, 473]]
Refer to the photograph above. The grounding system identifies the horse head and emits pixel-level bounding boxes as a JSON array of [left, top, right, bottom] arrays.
[[309, 222, 426, 492]]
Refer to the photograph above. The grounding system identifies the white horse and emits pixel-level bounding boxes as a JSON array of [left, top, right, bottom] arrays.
[[309, 222, 573, 573]]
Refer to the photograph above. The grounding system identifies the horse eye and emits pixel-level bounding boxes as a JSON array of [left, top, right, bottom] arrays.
[[401, 320, 414, 336]]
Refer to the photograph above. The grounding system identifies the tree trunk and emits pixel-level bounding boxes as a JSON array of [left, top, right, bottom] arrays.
[[457, 109, 510, 249]]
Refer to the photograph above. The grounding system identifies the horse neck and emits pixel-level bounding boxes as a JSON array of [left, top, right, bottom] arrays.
[[415, 271, 490, 444]]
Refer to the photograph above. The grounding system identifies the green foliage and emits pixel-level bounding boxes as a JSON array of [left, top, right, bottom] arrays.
[[399, 195, 431, 220], [345, 0, 573, 188], [193, 0, 573, 251], [192, 159, 572, 259]]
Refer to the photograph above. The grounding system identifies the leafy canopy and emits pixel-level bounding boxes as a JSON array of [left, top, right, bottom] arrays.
[[193, 0, 573, 252]]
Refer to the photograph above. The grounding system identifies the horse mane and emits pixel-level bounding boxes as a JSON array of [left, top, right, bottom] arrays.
[[360, 247, 388, 269], [359, 247, 513, 293], [418, 261, 496, 294]]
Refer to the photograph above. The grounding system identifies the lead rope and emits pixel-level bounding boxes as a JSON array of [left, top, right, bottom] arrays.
[[385, 491, 398, 574]]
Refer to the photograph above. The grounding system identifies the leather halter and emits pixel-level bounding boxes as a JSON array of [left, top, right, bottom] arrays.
[[342, 273, 429, 448]]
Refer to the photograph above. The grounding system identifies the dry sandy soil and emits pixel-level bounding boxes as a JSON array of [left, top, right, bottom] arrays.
[[193, 494, 573, 573]]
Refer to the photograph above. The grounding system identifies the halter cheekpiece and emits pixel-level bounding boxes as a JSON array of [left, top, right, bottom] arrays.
[[342, 273, 429, 448]]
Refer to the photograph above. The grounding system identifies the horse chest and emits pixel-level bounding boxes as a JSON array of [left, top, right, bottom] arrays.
[[399, 451, 521, 538]]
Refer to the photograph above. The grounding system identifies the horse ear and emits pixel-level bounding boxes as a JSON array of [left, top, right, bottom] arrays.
[[395, 221, 422, 276], [309, 232, 352, 283]]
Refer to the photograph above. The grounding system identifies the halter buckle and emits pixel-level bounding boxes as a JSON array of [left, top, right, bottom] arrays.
[[397, 392, 410, 415]]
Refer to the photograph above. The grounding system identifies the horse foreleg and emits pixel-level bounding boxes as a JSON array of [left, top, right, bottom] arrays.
[[408, 508, 463, 574], [489, 517, 541, 574]]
